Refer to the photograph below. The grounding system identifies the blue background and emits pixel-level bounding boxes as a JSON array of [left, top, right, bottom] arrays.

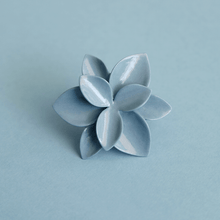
[[0, 0, 220, 219]]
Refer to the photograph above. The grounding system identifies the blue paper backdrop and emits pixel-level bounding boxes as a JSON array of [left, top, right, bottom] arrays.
[[0, 0, 220, 219]]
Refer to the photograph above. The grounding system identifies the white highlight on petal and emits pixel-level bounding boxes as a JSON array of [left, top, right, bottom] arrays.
[[101, 108, 110, 147], [119, 133, 137, 155], [84, 58, 95, 76], [120, 55, 140, 84], [81, 77, 110, 106], [115, 111, 150, 156], [96, 108, 122, 151], [109, 53, 150, 95]]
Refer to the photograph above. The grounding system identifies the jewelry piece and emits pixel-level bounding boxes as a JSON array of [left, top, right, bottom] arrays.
[[53, 54, 171, 159]]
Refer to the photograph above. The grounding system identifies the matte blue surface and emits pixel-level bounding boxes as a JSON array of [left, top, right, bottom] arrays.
[[0, 0, 220, 219]]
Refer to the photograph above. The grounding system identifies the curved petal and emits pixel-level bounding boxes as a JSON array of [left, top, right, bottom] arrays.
[[96, 108, 122, 151], [82, 54, 110, 80], [53, 87, 103, 127], [135, 95, 172, 120], [114, 84, 151, 111], [115, 111, 150, 156], [80, 124, 102, 159], [109, 53, 150, 95], [80, 75, 113, 107]]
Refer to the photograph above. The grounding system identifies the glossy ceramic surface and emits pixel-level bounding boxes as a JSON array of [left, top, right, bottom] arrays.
[[53, 53, 171, 159], [80, 75, 113, 107], [82, 54, 110, 80], [115, 111, 150, 156], [135, 95, 172, 120], [114, 84, 151, 111], [96, 108, 123, 151], [80, 124, 102, 159], [109, 53, 150, 95], [53, 87, 103, 127]]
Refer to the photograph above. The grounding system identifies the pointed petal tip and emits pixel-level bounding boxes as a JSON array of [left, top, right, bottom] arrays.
[[168, 102, 172, 110], [83, 54, 91, 58], [153, 99, 172, 120], [83, 54, 99, 60], [80, 147, 102, 160], [110, 53, 151, 95], [80, 152, 90, 160], [82, 54, 98, 64], [80, 125, 102, 159], [52, 98, 61, 115], [52, 102, 55, 110], [80, 153, 87, 160], [82, 54, 109, 80], [135, 95, 172, 120], [166, 102, 172, 114]]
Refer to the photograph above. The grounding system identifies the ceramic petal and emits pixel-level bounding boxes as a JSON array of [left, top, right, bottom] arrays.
[[82, 54, 109, 80], [80, 75, 113, 107], [135, 95, 172, 120], [109, 53, 150, 95], [80, 124, 102, 159], [114, 84, 151, 111], [115, 111, 150, 156], [96, 108, 122, 151], [53, 87, 103, 127]]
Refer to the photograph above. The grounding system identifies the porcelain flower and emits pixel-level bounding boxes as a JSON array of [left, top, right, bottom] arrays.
[[53, 54, 171, 159]]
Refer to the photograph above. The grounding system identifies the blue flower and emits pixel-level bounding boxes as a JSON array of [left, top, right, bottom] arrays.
[[53, 54, 171, 159]]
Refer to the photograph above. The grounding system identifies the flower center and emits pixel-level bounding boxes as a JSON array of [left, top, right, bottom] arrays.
[[109, 100, 119, 111]]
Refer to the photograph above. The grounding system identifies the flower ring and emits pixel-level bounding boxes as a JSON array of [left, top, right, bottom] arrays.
[[53, 54, 171, 159]]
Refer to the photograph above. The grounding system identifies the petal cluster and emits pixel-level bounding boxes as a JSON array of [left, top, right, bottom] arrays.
[[53, 54, 171, 159]]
